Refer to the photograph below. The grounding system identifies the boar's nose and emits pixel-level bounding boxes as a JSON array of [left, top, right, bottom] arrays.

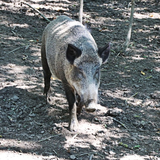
[[85, 99, 97, 112]]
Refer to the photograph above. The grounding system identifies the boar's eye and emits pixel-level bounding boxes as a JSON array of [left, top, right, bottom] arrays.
[[94, 69, 100, 80], [77, 68, 85, 79], [73, 67, 85, 81]]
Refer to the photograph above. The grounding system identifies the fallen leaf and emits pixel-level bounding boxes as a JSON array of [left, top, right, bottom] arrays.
[[119, 142, 128, 148], [134, 114, 141, 118], [141, 71, 145, 75], [134, 145, 140, 149], [149, 14, 153, 17], [146, 75, 152, 79]]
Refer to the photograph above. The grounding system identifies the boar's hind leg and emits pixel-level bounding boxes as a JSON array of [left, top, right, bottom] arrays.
[[41, 44, 51, 99], [63, 84, 78, 132]]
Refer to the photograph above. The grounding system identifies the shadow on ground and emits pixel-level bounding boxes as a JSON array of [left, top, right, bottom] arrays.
[[0, 0, 159, 159]]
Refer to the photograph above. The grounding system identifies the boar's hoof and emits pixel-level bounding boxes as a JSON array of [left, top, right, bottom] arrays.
[[69, 119, 78, 132], [86, 102, 97, 112], [44, 86, 51, 96], [44, 88, 51, 102]]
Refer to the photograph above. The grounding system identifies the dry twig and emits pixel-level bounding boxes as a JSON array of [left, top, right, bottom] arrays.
[[112, 117, 128, 130], [53, 149, 57, 155], [125, 92, 138, 105], [38, 134, 62, 142], [89, 154, 94, 160], [21, 2, 50, 22], [8, 46, 24, 54]]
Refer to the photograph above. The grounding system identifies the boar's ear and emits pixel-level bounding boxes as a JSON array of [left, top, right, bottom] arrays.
[[98, 43, 110, 64], [66, 44, 82, 64]]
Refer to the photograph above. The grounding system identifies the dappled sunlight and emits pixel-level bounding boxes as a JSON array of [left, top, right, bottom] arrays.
[[64, 120, 110, 148], [106, 89, 145, 106], [16, 83, 39, 90], [0, 0, 160, 159], [3, 36, 24, 43], [134, 12, 160, 19], [0, 151, 42, 160], [0, 138, 42, 151], [131, 54, 145, 60], [154, 67, 160, 72], [106, 88, 160, 107], [1, 64, 28, 74], [120, 154, 147, 160], [12, 23, 30, 29], [115, 71, 132, 78]]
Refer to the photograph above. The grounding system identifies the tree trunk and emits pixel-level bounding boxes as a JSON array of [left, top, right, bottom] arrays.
[[79, 0, 83, 23], [124, 0, 135, 52]]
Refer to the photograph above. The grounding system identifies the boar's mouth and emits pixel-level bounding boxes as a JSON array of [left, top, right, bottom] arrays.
[[75, 93, 96, 112]]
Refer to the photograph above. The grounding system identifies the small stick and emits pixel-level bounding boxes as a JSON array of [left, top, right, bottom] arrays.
[[89, 154, 94, 160], [125, 92, 138, 104], [72, 133, 78, 139], [129, 92, 138, 99], [38, 134, 62, 142], [77, 153, 89, 157], [34, 121, 43, 126], [116, 51, 121, 58], [53, 149, 57, 155], [112, 117, 128, 130], [21, 2, 50, 22], [8, 46, 24, 54], [94, 152, 104, 159]]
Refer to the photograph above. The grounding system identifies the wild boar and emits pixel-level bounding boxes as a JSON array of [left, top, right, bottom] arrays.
[[41, 15, 110, 131]]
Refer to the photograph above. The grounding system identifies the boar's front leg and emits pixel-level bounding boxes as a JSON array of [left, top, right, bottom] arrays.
[[63, 83, 78, 132], [76, 95, 84, 115]]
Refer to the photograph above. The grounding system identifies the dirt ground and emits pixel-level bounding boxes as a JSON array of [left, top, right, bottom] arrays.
[[0, 0, 160, 159]]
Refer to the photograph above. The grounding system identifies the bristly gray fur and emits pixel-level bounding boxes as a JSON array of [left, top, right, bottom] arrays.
[[41, 15, 110, 131], [42, 15, 102, 82]]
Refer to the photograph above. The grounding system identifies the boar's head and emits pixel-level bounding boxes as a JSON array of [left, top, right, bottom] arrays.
[[65, 43, 110, 112]]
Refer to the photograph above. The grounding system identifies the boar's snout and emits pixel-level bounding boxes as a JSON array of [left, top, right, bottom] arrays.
[[85, 99, 97, 112], [75, 83, 99, 113], [77, 96, 98, 113]]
